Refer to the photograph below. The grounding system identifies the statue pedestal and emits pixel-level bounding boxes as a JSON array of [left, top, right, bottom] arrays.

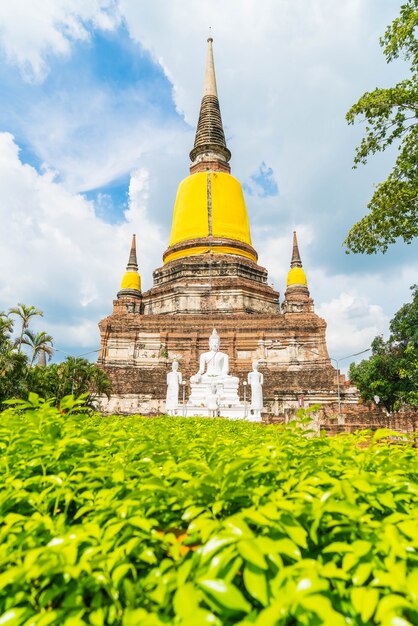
[[247, 411, 263, 423], [187, 376, 246, 419]]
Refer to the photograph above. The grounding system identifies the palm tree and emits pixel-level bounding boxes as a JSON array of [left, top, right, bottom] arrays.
[[0, 311, 15, 377], [0, 311, 28, 403], [0, 312, 13, 343], [9, 304, 43, 353], [62, 357, 112, 403], [21, 330, 54, 367]]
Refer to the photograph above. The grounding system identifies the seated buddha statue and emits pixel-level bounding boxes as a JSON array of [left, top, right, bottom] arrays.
[[191, 329, 237, 383]]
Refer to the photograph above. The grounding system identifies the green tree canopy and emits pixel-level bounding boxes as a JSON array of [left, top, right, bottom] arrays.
[[0, 303, 111, 409], [9, 303, 43, 353], [345, 0, 418, 254], [27, 357, 112, 408], [21, 329, 54, 366], [350, 285, 418, 411], [0, 311, 28, 403]]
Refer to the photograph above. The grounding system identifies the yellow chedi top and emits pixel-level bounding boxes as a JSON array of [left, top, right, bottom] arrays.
[[286, 231, 308, 288], [164, 37, 258, 265], [287, 267, 307, 287], [165, 171, 256, 263], [120, 271, 141, 291], [118, 234, 142, 296]]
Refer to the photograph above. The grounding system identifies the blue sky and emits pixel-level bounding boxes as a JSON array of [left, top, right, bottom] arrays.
[[0, 0, 416, 369]]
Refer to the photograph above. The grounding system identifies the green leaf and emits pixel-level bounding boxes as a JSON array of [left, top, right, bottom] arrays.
[[406, 570, 418, 600], [283, 523, 308, 548], [112, 563, 134, 586], [112, 469, 125, 483], [243, 563, 269, 606], [89, 608, 106, 626], [322, 542, 353, 554], [173, 583, 201, 618], [398, 521, 418, 540], [299, 595, 346, 625], [372, 428, 404, 441], [0, 568, 22, 590], [352, 478, 375, 493], [179, 609, 222, 626], [198, 579, 251, 613], [237, 540, 268, 570], [351, 587, 379, 622], [274, 538, 301, 561], [122, 609, 165, 626], [199, 537, 236, 564], [375, 595, 413, 622], [0, 608, 33, 626], [353, 562, 373, 586], [223, 517, 253, 538]]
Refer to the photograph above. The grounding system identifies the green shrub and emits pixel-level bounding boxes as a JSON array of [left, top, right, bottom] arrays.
[[0, 396, 417, 625]]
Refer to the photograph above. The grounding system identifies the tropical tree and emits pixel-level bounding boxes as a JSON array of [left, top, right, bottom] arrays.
[[9, 303, 43, 353], [0, 311, 28, 404], [0, 312, 13, 339], [21, 329, 54, 367], [349, 337, 404, 412], [345, 0, 418, 254], [350, 285, 418, 411], [27, 357, 112, 407], [390, 283, 418, 345]]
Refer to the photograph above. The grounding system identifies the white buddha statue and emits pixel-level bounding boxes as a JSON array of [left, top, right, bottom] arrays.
[[165, 361, 182, 415], [247, 361, 264, 421], [191, 329, 236, 383], [187, 329, 242, 417]]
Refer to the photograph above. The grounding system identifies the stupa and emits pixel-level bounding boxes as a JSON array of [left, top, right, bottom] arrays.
[[98, 37, 344, 419]]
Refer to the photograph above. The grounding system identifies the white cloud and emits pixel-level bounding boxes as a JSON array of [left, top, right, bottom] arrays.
[[0, 0, 120, 82], [0, 133, 163, 349], [317, 291, 388, 359]]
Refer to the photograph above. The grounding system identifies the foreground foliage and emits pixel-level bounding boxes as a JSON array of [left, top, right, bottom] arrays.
[[345, 0, 418, 254], [1, 399, 418, 626]]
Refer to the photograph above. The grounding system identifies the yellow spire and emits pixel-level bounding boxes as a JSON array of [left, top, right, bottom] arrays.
[[164, 38, 257, 265], [120, 234, 141, 292], [286, 231, 308, 287]]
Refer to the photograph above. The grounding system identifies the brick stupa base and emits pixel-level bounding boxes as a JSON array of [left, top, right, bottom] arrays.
[[98, 253, 357, 420]]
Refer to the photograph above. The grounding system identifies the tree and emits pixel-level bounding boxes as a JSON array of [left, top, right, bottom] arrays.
[[389, 283, 418, 345], [345, 0, 418, 254], [9, 303, 43, 353], [0, 302, 111, 409], [21, 329, 54, 367], [350, 285, 418, 411], [27, 357, 112, 407], [0, 311, 28, 404], [349, 337, 404, 412]]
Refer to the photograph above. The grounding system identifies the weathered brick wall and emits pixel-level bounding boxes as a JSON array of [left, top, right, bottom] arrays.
[[98, 306, 341, 417]]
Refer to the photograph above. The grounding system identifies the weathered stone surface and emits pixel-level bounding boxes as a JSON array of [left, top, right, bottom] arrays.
[[143, 253, 279, 316], [98, 294, 343, 416]]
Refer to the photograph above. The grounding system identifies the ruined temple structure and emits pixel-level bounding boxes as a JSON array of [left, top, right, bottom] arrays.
[[98, 37, 354, 419]]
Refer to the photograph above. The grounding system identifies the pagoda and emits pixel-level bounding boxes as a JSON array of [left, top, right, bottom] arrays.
[[98, 38, 341, 418]]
